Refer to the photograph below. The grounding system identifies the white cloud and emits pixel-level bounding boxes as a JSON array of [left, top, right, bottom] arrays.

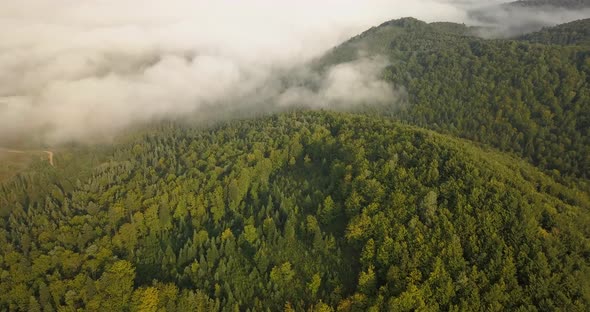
[[0, 0, 586, 143]]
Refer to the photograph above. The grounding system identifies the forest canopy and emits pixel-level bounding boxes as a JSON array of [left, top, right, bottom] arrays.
[[1, 111, 589, 311], [1, 16, 590, 312], [320, 17, 590, 182]]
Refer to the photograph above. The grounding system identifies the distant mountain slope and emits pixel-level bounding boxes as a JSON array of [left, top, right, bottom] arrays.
[[509, 0, 590, 9], [1, 111, 589, 311], [520, 19, 590, 45], [319, 18, 590, 182], [468, 0, 590, 37]]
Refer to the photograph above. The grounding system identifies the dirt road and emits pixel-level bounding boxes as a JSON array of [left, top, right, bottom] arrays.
[[0, 147, 55, 167]]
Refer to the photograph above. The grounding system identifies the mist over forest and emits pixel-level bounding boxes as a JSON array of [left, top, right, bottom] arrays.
[[1, 1, 589, 311], [1, 0, 587, 144]]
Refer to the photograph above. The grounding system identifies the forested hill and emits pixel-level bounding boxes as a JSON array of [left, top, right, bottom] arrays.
[[521, 19, 590, 45], [1, 111, 589, 311], [319, 17, 590, 182], [509, 0, 590, 9]]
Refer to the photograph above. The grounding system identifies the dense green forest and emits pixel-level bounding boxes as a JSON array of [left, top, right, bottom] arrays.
[[320, 18, 590, 183], [2, 17, 590, 311], [1, 112, 589, 311], [521, 19, 590, 46]]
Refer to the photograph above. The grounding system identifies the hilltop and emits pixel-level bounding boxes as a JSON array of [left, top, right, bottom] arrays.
[[521, 18, 590, 45], [1, 111, 588, 310], [320, 17, 590, 182]]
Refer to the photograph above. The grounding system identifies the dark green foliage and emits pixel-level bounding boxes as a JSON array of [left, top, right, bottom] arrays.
[[521, 19, 590, 46], [1, 111, 588, 311], [320, 18, 590, 182]]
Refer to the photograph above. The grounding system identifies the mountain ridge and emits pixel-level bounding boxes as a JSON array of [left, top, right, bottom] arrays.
[[508, 0, 590, 9], [318, 17, 590, 183], [520, 18, 590, 45]]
